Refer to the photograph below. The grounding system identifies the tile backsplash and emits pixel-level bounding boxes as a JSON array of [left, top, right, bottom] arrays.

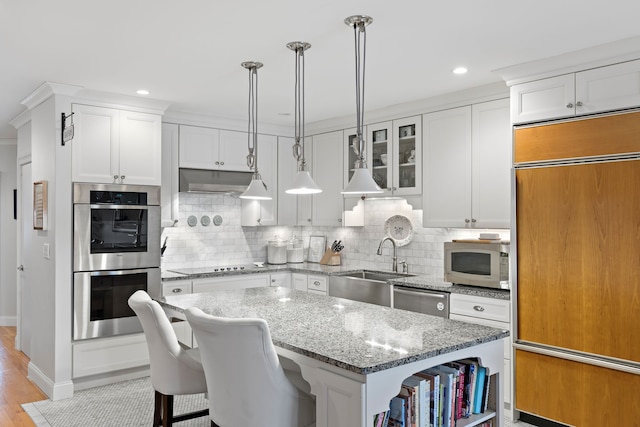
[[161, 193, 509, 282]]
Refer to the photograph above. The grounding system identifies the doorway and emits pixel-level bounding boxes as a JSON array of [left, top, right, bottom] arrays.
[[16, 159, 32, 356]]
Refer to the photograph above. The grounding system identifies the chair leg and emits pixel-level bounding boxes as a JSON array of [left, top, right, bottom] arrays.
[[154, 390, 162, 427], [162, 393, 174, 427]]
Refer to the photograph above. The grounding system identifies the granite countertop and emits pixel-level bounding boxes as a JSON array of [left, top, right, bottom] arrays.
[[159, 287, 509, 375], [162, 262, 510, 300]]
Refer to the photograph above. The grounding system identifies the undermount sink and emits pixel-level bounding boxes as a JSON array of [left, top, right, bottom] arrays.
[[328, 270, 416, 307], [338, 270, 415, 282]]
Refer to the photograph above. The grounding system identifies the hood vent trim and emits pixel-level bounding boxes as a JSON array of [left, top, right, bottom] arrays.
[[179, 168, 253, 195]]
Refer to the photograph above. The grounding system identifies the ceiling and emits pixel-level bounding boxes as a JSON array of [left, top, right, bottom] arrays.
[[1, 0, 640, 138]]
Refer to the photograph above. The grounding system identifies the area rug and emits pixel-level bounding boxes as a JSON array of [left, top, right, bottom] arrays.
[[23, 377, 210, 427]]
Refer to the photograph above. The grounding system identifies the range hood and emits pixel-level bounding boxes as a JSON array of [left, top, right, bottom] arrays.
[[179, 168, 252, 194]]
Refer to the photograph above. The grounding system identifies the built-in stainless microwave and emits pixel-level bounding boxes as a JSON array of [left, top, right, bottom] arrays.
[[444, 241, 510, 289]]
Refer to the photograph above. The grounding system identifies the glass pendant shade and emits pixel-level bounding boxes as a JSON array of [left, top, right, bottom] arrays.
[[342, 167, 383, 194], [286, 169, 322, 194], [240, 173, 272, 200]]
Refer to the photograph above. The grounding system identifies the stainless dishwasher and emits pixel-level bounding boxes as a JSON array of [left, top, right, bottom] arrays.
[[392, 286, 449, 318]]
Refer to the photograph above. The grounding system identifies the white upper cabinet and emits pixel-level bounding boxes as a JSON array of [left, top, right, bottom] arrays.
[[312, 130, 344, 226], [353, 117, 422, 197], [277, 136, 313, 226], [511, 59, 640, 124], [179, 125, 249, 172], [240, 134, 278, 226], [423, 99, 511, 229], [161, 123, 179, 227], [72, 104, 161, 185], [392, 116, 422, 196]]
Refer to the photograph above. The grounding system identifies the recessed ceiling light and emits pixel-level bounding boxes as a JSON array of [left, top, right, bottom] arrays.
[[136, 89, 150, 95], [453, 67, 468, 75]]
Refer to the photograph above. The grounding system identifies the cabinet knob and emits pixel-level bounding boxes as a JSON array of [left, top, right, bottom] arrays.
[[473, 305, 485, 312], [172, 288, 183, 293], [465, 218, 470, 223], [220, 161, 224, 166], [114, 175, 119, 180], [338, 218, 342, 223], [215, 161, 220, 165], [307, 218, 312, 222], [471, 218, 477, 223], [120, 175, 125, 181], [386, 187, 392, 191], [272, 279, 276, 282], [576, 101, 583, 107], [257, 218, 261, 223], [566, 102, 574, 108], [313, 281, 320, 286]]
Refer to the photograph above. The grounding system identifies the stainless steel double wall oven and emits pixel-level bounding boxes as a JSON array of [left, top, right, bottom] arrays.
[[73, 183, 161, 340]]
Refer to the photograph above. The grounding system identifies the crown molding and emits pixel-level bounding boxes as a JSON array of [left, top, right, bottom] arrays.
[[162, 109, 293, 137], [20, 82, 83, 110], [72, 89, 171, 115], [9, 108, 31, 129], [495, 35, 640, 86]]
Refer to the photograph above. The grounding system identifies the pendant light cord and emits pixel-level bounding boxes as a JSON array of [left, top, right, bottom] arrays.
[[246, 64, 259, 173], [292, 44, 308, 169], [352, 19, 367, 165]]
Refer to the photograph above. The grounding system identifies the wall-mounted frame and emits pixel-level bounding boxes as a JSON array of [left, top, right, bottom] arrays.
[[307, 235, 326, 263], [33, 180, 48, 230]]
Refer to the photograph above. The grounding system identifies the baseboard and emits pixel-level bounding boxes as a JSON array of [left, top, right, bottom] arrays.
[[72, 365, 150, 391], [0, 316, 17, 326], [28, 362, 74, 401]]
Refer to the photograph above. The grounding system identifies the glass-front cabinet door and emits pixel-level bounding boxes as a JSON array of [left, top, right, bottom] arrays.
[[392, 116, 422, 196], [367, 121, 393, 195]]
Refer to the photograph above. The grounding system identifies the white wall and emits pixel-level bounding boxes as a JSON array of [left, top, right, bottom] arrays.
[[0, 141, 17, 325], [161, 194, 509, 281]]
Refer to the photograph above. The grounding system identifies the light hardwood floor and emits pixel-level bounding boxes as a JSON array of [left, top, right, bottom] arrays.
[[0, 327, 46, 426]]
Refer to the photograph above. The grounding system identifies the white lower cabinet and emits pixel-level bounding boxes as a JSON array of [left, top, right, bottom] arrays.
[[307, 274, 328, 295], [192, 274, 271, 293], [270, 272, 292, 288], [292, 273, 308, 291], [449, 293, 512, 418], [162, 279, 193, 347], [72, 333, 149, 378], [291, 273, 328, 295]]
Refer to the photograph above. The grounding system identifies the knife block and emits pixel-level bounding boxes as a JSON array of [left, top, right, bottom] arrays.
[[319, 249, 341, 266]]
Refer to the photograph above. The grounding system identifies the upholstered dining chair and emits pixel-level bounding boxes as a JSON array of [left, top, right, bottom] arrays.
[[185, 307, 316, 427], [128, 290, 213, 427]]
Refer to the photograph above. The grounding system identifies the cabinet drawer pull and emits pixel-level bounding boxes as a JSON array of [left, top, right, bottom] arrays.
[[172, 288, 183, 293], [271, 279, 276, 282], [566, 102, 574, 108], [313, 281, 321, 286], [473, 305, 485, 312], [576, 101, 583, 107]]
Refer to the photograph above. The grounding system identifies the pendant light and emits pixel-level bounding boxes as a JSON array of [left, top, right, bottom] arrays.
[[239, 61, 272, 200], [342, 15, 383, 195], [285, 41, 322, 195]]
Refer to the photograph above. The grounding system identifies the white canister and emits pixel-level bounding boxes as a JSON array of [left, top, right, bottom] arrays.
[[287, 238, 304, 263], [267, 239, 287, 265]]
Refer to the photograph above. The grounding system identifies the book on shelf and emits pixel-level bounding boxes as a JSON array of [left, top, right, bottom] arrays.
[[399, 383, 413, 426], [443, 361, 467, 421], [457, 359, 479, 417], [415, 371, 439, 427], [426, 367, 453, 427], [481, 372, 491, 413], [437, 364, 462, 426], [388, 395, 406, 427], [473, 366, 487, 414], [403, 375, 429, 427]]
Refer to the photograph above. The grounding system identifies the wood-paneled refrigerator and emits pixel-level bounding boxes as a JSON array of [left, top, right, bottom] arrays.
[[513, 110, 640, 426]]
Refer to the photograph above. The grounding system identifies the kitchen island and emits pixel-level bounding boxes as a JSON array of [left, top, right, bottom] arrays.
[[159, 287, 508, 427]]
